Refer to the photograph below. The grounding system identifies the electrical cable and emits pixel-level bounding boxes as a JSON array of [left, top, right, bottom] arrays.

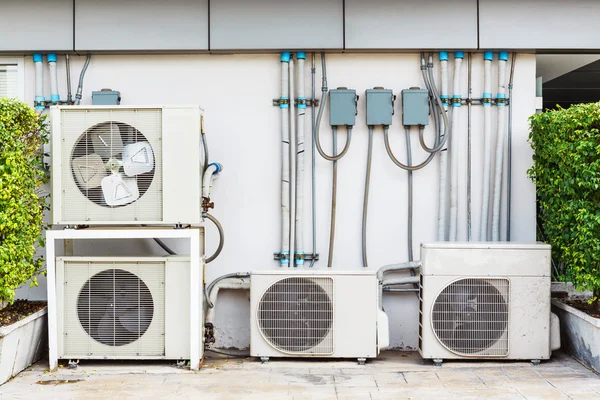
[[205, 272, 251, 308], [362, 127, 374, 269], [204, 213, 224, 264]]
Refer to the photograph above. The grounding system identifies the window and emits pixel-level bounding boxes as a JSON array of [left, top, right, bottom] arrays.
[[0, 58, 24, 99]]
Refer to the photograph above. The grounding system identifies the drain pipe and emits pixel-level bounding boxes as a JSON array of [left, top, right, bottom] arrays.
[[491, 52, 509, 241], [279, 52, 291, 266], [448, 52, 464, 241], [33, 54, 45, 111], [506, 53, 517, 241], [65, 54, 73, 104], [480, 52, 494, 241], [309, 53, 317, 267], [205, 277, 251, 324], [437, 52, 449, 241], [202, 163, 223, 199], [288, 56, 297, 267], [47, 54, 60, 105], [467, 53, 473, 241], [377, 261, 421, 281], [295, 52, 306, 266], [74, 54, 91, 106]]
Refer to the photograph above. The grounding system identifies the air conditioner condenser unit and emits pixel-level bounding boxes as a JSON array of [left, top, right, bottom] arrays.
[[418, 242, 559, 366], [51, 105, 203, 225], [56, 256, 202, 361], [250, 270, 389, 364]]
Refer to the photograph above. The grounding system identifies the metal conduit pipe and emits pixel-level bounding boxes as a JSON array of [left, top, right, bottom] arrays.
[[362, 127, 374, 269], [382, 276, 420, 287], [65, 54, 72, 104], [376, 261, 421, 281], [204, 213, 224, 264], [328, 126, 338, 268], [383, 127, 436, 171], [418, 54, 450, 154], [506, 53, 517, 241], [406, 128, 414, 261], [74, 54, 91, 105], [205, 272, 251, 308], [383, 287, 420, 293], [309, 53, 317, 267], [205, 277, 251, 324]]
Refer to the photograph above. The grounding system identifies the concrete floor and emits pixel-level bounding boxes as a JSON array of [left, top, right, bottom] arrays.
[[1, 351, 600, 399]]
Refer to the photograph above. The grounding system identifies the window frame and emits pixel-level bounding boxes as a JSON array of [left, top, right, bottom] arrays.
[[0, 56, 25, 100]]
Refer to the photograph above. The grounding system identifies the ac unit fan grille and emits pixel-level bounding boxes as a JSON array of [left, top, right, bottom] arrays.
[[77, 269, 154, 347], [431, 278, 509, 356], [257, 277, 334, 354]]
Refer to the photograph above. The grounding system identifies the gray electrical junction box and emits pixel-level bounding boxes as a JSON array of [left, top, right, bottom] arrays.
[[402, 88, 429, 126], [366, 88, 394, 126], [329, 88, 357, 126]]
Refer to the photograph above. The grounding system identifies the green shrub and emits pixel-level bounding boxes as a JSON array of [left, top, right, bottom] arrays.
[[0, 99, 49, 303], [529, 102, 600, 307]]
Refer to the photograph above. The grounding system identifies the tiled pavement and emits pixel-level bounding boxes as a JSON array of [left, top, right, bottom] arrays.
[[1, 351, 599, 399]]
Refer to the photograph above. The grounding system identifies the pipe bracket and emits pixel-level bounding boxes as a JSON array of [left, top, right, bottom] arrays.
[[273, 98, 319, 107]]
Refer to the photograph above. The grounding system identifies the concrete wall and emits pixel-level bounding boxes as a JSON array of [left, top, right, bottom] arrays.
[[16, 52, 537, 349]]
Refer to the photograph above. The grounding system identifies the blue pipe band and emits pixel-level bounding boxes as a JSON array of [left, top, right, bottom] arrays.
[[280, 52, 291, 63], [279, 96, 289, 109], [33, 53, 43, 63], [208, 162, 222, 173], [47, 53, 57, 63], [497, 93, 506, 98], [51, 94, 60, 103], [35, 96, 45, 102], [296, 52, 306, 60], [499, 52, 509, 61], [484, 52, 493, 61], [297, 97, 307, 109], [441, 95, 449, 99], [439, 52, 449, 61], [280, 251, 290, 264], [482, 92, 492, 98], [452, 95, 462, 107], [454, 51, 464, 59], [295, 253, 305, 265]]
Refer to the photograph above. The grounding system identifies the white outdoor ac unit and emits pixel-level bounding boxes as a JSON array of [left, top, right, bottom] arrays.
[[51, 105, 203, 225], [56, 256, 202, 361], [418, 242, 558, 366], [250, 270, 389, 364]]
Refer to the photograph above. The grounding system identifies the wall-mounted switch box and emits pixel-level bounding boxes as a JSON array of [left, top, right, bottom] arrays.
[[402, 88, 429, 126], [92, 89, 121, 105], [366, 88, 394, 126], [329, 88, 358, 126]]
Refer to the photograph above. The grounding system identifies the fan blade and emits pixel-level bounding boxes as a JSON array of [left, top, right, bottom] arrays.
[[101, 174, 140, 206], [91, 122, 124, 159], [122, 142, 154, 176], [96, 311, 115, 344], [119, 307, 153, 335], [72, 154, 107, 189]]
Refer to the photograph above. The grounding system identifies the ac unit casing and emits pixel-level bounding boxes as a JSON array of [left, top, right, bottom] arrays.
[[56, 256, 202, 360], [250, 270, 389, 360], [418, 242, 552, 362], [51, 105, 203, 225]]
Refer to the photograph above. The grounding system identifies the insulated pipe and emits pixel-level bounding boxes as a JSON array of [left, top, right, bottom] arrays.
[[295, 52, 306, 265], [74, 54, 91, 106], [480, 52, 494, 241], [437, 51, 450, 241], [288, 56, 296, 267], [279, 52, 291, 265], [310, 53, 317, 267], [382, 276, 420, 287], [65, 54, 72, 104], [47, 54, 59, 104], [202, 162, 223, 199], [491, 52, 509, 241], [449, 52, 464, 242], [33, 54, 45, 110], [506, 53, 517, 241], [376, 261, 421, 281], [467, 53, 473, 241], [205, 277, 251, 325], [205, 272, 251, 307]]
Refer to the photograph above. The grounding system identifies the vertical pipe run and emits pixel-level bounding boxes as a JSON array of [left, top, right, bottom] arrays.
[[47, 53, 60, 104], [506, 53, 516, 241], [65, 54, 73, 104], [491, 52, 509, 241], [406, 127, 414, 261], [467, 53, 473, 241], [328, 127, 338, 268], [288, 57, 297, 266], [33, 53, 45, 110], [437, 52, 449, 241], [449, 52, 464, 241], [295, 52, 306, 265], [362, 127, 374, 268], [480, 52, 494, 241], [310, 53, 317, 267], [279, 52, 291, 266]]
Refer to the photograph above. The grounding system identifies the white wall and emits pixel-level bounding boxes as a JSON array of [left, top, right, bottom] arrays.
[[17, 53, 536, 349]]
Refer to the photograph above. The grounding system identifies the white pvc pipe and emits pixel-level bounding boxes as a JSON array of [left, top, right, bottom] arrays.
[[288, 57, 296, 267], [449, 54, 463, 241], [480, 53, 494, 241], [202, 163, 221, 199], [491, 53, 509, 241], [295, 53, 306, 265], [437, 53, 449, 241], [205, 278, 250, 325], [34, 54, 44, 108], [48, 54, 59, 104], [280, 53, 291, 265]]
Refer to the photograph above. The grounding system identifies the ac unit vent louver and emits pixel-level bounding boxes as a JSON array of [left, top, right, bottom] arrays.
[[257, 277, 334, 354], [431, 278, 509, 356]]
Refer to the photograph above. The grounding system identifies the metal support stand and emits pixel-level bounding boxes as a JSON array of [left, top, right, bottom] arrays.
[[260, 356, 270, 364], [433, 358, 443, 367], [357, 357, 366, 365]]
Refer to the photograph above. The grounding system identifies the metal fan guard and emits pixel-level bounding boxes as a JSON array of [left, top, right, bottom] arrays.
[[431, 277, 509, 356], [70, 121, 155, 208], [77, 269, 154, 347], [257, 277, 334, 354]]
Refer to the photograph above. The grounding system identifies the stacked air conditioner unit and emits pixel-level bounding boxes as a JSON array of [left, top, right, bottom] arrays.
[[50, 105, 205, 364], [250, 270, 389, 364], [418, 243, 559, 366]]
